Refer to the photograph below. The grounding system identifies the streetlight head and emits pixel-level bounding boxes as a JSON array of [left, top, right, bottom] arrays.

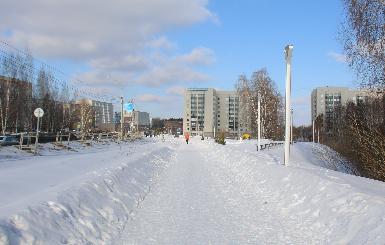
[[285, 44, 294, 52], [285, 44, 293, 59]]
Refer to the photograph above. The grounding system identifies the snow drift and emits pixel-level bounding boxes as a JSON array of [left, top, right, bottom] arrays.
[[0, 142, 176, 244]]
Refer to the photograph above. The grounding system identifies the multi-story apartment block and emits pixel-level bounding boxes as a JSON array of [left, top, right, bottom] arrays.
[[123, 111, 150, 130], [76, 99, 113, 128], [311, 86, 378, 128], [183, 88, 239, 137]]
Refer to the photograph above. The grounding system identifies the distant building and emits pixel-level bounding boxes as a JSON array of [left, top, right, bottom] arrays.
[[151, 117, 164, 129], [123, 111, 150, 130], [164, 118, 183, 134], [183, 88, 239, 137], [311, 86, 381, 128], [76, 99, 114, 130]]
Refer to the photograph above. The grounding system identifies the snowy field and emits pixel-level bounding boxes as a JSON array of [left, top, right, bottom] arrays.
[[0, 137, 384, 244]]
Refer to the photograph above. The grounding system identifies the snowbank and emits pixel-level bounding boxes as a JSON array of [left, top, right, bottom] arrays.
[[0, 139, 177, 244], [203, 140, 385, 244]]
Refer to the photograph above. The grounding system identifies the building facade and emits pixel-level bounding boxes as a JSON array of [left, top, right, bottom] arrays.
[[311, 86, 377, 127], [183, 88, 239, 137], [164, 118, 183, 135], [123, 111, 150, 130], [76, 99, 114, 129]]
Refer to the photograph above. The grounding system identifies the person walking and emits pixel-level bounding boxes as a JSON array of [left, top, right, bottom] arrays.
[[184, 132, 190, 144]]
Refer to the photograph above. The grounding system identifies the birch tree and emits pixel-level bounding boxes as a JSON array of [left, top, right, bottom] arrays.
[[341, 0, 385, 88], [236, 69, 283, 140]]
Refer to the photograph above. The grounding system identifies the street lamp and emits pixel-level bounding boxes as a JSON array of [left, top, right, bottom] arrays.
[[257, 92, 261, 151], [284, 44, 293, 166], [291, 109, 293, 144]]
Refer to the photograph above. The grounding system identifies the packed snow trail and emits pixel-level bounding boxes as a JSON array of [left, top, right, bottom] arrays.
[[118, 140, 246, 243], [117, 138, 385, 244], [117, 140, 317, 244]]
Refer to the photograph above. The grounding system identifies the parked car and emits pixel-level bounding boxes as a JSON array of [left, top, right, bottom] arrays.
[[0, 135, 19, 146]]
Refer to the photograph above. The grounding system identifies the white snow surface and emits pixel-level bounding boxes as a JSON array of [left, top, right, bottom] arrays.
[[0, 137, 384, 244]]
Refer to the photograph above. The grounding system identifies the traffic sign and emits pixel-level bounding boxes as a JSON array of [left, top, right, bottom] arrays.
[[34, 108, 44, 118], [124, 103, 134, 112]]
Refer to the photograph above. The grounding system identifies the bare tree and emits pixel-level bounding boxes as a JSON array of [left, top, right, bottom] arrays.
[[236, 69, 283, 140], [0, 77, 11, 135], [250, 69, 283, 140], [236, 74, 255, 134], [74, 100, 95, 141], [340, 0, 385, 88]]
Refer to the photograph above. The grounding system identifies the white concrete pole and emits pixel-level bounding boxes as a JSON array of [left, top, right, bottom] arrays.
[[284, 45, 293, 166], [120, 97, 124, 140], [290, 109, 293, 144], [257, 93, 261, 151]]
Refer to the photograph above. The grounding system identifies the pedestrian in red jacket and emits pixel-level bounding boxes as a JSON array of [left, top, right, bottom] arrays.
[[185, 132, 190, 144]]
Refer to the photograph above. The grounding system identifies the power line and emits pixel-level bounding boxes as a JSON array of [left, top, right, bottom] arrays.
[[0, 49, 109, 102], [0, 39, 118, 102]]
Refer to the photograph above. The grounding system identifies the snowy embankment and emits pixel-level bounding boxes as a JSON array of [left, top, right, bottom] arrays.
[[0, 139, 177, 244], [205, 139, 385, 244]]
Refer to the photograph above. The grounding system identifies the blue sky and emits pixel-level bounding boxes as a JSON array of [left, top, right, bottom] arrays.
[[0, 0, 357, 125]]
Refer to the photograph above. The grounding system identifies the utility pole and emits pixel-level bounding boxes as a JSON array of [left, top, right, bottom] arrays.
[[290, 109, 293, 144], [284, 44, 293, 166], [120, 96, 124, 140], [257, 93, 261, 151]]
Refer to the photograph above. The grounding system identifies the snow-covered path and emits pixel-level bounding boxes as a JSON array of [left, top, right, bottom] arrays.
[[118, 141, 242, 243], [1, 137, 384, 244], [118, 138, 385, 244]]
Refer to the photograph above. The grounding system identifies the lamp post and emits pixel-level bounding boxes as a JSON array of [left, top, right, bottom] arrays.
[[257, 93, 261, 151], [284, 44, 293, 166], [290, 109, 293, 144]]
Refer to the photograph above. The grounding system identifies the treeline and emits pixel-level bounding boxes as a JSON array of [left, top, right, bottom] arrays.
[[235, 68, 284, 140], [317, 95, 385, 181], [0, 51, 93, 135], [335, 0, 385, 181]]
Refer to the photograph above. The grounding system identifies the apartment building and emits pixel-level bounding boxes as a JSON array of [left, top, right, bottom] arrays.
[[311, 86, 378, 127], [123, 111, 150, 130], [76, 99, 114, 128], [183, 88, 239, 137]]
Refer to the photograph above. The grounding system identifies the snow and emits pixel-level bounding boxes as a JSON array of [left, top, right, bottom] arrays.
[[0, 139, 178, 244], [0, 136, 384, 244]]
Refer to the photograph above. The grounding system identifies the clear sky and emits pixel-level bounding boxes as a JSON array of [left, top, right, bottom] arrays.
[[0, 0, 358, 126]]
